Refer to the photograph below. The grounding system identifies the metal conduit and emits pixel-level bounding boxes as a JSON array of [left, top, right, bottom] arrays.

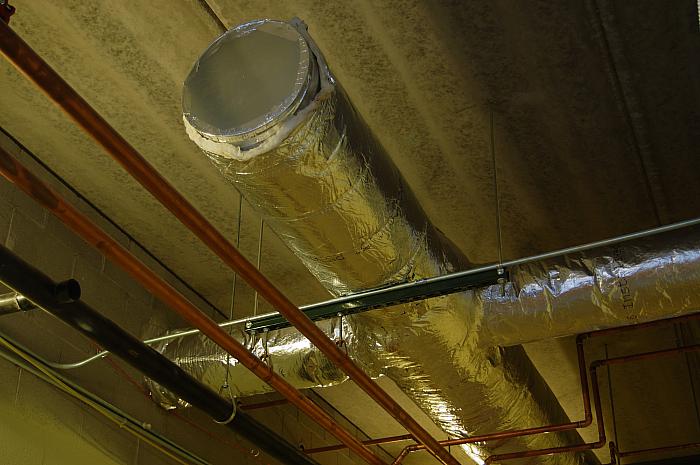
[[0, 144, 386, 465], [0, 243, 322, 465], [0, 335, 213, 465], [0, 19, 460, 465]]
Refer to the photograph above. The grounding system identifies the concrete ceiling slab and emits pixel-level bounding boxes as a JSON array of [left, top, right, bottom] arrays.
[[2, 1, 699, 464]]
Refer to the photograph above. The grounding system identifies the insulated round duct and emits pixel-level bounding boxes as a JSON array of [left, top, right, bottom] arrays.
[[173, 18, 584, 465]]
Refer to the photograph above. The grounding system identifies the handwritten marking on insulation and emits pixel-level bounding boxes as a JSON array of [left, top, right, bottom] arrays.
[[612, 247, 635, 317]]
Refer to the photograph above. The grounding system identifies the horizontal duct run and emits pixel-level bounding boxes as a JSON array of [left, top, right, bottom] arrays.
[[483, 225, 700, 346], [154, 18, 591, 465]]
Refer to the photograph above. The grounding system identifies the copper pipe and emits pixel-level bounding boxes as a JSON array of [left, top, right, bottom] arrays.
[[590, 344, 700, 370], [608, 442, 618, 465], [584, 312, 700, 340], [0, 20, 460, 465], [483, 352, 611, 464], [239, 399, 289, 411], [305, 434, 414, 455], [0, 147, 387, 465], [393, 316, 700, 464], [616, 442, 700, 459], [483, 343, 700, 464], [387, 336, 594, 464], [390, 448, 411, 465], [395, 421, 597, 461], [607, 435, 700, 463], [484, 442, 605, 465]]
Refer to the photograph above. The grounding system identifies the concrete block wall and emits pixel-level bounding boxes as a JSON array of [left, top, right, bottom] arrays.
[[0, 131, 376, 465]]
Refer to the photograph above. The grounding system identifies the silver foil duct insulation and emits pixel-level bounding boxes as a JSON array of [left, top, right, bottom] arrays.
[[162, 18, 587, 464], [482, 226, 700, 346]]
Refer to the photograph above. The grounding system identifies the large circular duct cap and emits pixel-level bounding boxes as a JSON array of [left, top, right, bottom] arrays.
[[183, 19, 316, 149]]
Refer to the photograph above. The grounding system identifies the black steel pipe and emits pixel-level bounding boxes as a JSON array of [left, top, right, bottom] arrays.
[[0, 244, 319, 465]]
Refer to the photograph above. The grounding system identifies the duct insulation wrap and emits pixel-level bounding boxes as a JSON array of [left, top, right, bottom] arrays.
[[482, 226, 700, 346], [158, 18, 584, 464]]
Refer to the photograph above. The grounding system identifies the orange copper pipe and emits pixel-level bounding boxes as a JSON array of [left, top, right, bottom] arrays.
[[482, 358, 609, 464], [617, 442, 700, 459], [238, 398, 289, 411], [304, 434, 415, 455], [589, 344, 700, 372], [0, 19, 460, 465], [390, 336, 594, 464], [483, 342, 700, 464], [392, 314, 700, 464], [584, 312, 700, 340], [0, 146, 387, 465], [391, 448, 411, 465]]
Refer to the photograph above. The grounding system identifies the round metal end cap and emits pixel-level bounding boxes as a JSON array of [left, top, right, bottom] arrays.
[[183, 19, 312, 148]]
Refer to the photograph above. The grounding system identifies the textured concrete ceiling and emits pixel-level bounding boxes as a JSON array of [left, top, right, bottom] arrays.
[[1, 1, 699, 464]]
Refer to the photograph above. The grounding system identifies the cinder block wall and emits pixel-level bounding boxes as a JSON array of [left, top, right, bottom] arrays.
[[0, 132, 384, 465]]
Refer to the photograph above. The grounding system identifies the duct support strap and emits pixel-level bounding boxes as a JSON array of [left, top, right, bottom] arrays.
[[154, 18, 589, 465]]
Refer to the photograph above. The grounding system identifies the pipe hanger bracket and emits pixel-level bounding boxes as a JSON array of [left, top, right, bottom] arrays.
[[0, 0, 15, 24]]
